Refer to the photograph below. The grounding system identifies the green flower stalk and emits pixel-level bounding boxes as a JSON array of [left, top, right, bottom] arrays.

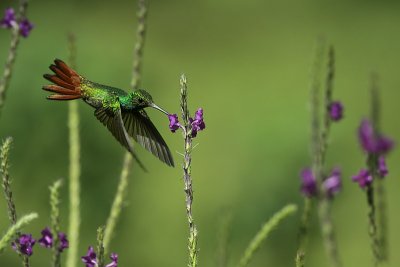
[[0, 213, 38, 254], [180, 74, 199, 267], [50, 180, 63, 267], [237, 204, 297, 267], [66, 32, 82, 267], [104, 0, 148, 252], [0, 0, 30, 115], [97, 226, 105, 267]]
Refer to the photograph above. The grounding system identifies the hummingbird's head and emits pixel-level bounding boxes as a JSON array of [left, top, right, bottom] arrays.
[[133, 89, 169, 115]]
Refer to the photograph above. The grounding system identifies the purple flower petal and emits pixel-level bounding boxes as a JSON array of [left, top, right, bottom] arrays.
[[105, 253, 118, 267], [168, 114, 180, 132], [12, 234, 36, 256], [38, 227, 53, 248], [378, 156, 388, 178], [300, 168, 317, 197], [0, 8, 16, 29], [329, 101, 343, 121], [323, 168, 341, 197], [376, 135, 394, 154], [352, 169, 373, 188], [81, 246, 97, 267], [358, 119, 376, 153], [19, 19, 34, 37], [58, 232, 69, 252]]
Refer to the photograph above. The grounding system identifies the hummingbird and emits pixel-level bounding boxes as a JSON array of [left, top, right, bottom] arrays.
[[42, 59, 174, 170]]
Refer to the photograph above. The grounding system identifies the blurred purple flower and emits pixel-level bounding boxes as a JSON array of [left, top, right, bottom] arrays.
[[378, 156, 388, 178], [168, 114, 180, 132], [0, 8, 15, 28], [81, 246, 97, 267], [12, 234, 36, 256], [358, 119, 394, 154], [352, 169, 373, 188], [328, 101, 343, 121], [58, 232, 69, 252], [38, 227, 53, 248], [19, 19, 33, 37], [105, 253, 118, 267], [300, 168, 317, 197], [323, 168, 342, 197]]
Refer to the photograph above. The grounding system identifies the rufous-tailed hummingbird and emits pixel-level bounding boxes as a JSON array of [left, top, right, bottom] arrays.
[[42, 59, 174, 170]]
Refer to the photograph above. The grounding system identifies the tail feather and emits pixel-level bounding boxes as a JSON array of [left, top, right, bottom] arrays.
[[43, 59, 82, 100]]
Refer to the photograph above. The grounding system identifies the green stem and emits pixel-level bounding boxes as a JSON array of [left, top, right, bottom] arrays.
[[66, 33, 82, 267], [237, 204, 297, 267], [295, 198, 312, 267], [50, 180, 63, 267], [0, 0, 29, 115]]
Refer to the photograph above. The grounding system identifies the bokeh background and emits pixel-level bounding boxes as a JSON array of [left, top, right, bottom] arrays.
[[1, 0, 400, 266]]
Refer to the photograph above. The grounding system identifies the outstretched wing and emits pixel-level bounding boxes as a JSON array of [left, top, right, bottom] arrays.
[[94, 107, 147, 171], [122, 110, 174, 167]]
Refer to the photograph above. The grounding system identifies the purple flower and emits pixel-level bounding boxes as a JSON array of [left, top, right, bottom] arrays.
[[323, 168, 341, 197], [12, 234, 36, 256], [190, 108, 205, 137], [81, 246, 97, 267], [0, 8, 16, 28], [168, 114, 180, 132], [105, 253, 118, 267], [300, 168, 317, 197], [358, 119, 394, 154], [328, 101, 343, 121], [352, 169, 373, 188], [58, 232, 69, 252], [378, 156, 388, 178], [19, 19, 33, 37], [38, 227, 53, 248]]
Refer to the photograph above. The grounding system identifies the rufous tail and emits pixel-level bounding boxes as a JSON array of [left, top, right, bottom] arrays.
[[43, 59, 82, 100]]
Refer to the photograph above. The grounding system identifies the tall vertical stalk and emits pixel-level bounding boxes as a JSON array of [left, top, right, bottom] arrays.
[[103, 0, 148, 252], [180, 74, 199, 267], [0, 0, 29, 115], [66, 33, 81, 267]]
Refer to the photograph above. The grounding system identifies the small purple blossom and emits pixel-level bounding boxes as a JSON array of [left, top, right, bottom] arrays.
[[323, 168, 342, 197], [38, 227, 53, 248], [105, 253, 118, 267], [168, 114, 180, 132], [300, 168, 317, 197], [352, 169, 373, 188], [58, 232, 69, 252], [328, 101, 343, 121], [190, 108, 205, 137], [12, 234, 36, 256], [19, 19, 34, 37], [358, 119, 394, 154], [378, 156, 388, 178], [81, 246, 97, 267], [0, 8, 16, 28]]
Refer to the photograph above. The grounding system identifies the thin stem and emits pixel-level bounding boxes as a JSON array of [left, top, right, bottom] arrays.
[[295, 198, 312, 267], [1, 137, 17, 225], [131, 0, 147, 90], [103, 154, 131, 252], [66, 33, 81, 267], [237, 204, 297, 267], [0, 0, 29, 115], [180, 74, 198, 267], [366, 183, 380, 266], [104, 0, 148, 252], [50, 180, 63, 267], [97, 226, 105, 267]]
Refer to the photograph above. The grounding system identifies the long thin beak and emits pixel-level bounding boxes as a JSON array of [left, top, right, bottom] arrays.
[[150, 103, 169, 115]]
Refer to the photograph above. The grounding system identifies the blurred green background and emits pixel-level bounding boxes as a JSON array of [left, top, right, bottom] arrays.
[[1, 0, 400, 266]]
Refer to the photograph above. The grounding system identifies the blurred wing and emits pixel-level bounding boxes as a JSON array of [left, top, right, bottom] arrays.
[[122, 110, 174, 167], [94, 107, 147, 171]]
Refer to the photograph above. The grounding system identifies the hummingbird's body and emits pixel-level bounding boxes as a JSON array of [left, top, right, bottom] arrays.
[[43, 59, 174, 169]]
